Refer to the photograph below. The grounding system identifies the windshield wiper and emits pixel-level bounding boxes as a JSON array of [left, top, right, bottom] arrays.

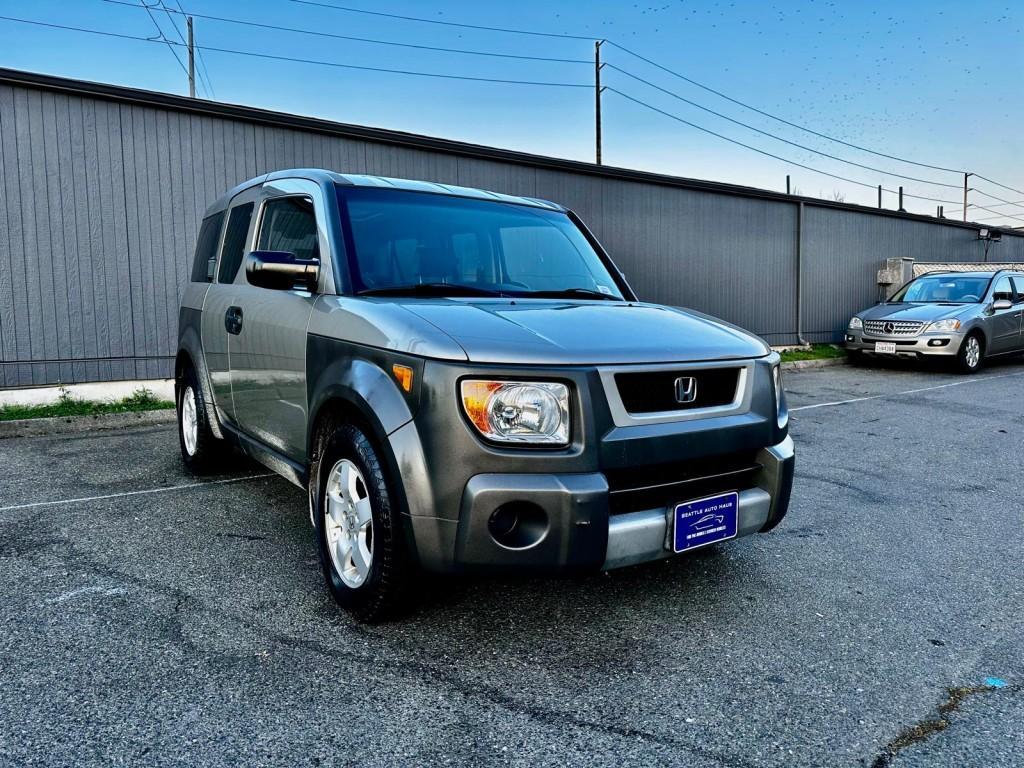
[[519, 287, 619, 300], [357, 282, 505, 298]]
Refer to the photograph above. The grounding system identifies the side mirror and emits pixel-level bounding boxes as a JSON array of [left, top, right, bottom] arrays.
[[245, 251, 319, 292], [992, 298, 1013, 311]]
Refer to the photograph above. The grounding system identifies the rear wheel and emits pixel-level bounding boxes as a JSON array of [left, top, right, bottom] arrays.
[[312, 422, 413, 623], [955, 332, 984, 374], [177, 365, 223, 473]]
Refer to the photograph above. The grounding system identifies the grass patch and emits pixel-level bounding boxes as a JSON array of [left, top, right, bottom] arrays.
[[0, 387, 174, 422], [779, 344, 847, 363]]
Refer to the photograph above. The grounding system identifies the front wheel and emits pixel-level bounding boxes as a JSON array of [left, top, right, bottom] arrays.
[[955, 332, 984, 375], [312, 423, 413, 623]]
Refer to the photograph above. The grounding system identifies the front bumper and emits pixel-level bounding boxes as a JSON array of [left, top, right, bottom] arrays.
[[406, 435, 795, 574], [845, 329, 965, 358]]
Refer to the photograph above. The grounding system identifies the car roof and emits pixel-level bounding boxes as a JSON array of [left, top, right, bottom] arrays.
[[203, 168, 565, 216]]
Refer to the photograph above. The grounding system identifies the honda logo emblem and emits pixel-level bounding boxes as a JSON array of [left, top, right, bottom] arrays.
[[674, 376, 698, 404]]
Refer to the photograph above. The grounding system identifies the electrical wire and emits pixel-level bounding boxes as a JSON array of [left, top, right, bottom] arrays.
[[605, 87, 961, 205], [286, 0, 594, 40], [148, 0, 213, 97], [161, 0, 215, 98], [137, 0, 191, 81], [270, 2, 1023, 196], [604, 40, 965, 176], [0, 15, 591, 89], [604, 63, 962, 190], [102, 0, 590, 64], [972, 174, 1024, 198]]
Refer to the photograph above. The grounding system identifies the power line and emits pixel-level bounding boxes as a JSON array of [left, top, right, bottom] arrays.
[[101, 0, 589, 64], [972, 173, 1024, 198], [287, 0, 594, 40], [146, 0, 212, 97], [604, 41, 965, 176], [604, 63, 962, 190], [970, 188, 1024, 211], [964, 203, 1024, 224], [280, 2, 1022, 197], [162, 0, 215, 98], [136, 0, 191, 82], [0, 15, 591, 89], [606, 87, 961, 205]]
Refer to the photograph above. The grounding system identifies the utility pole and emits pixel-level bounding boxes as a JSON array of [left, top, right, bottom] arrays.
[[594, 40, 603, 165], [962, 172, 971, 222], [187, 16, 196, 98]]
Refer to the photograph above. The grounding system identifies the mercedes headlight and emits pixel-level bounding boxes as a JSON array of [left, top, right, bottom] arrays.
[[461, 380, 570, 445], [927, 319, 961, 332], [848, 316, 863, 330]]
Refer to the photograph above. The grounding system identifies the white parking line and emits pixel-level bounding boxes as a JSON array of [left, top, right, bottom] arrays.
[[790, 370, 1024, 413], [0, 474, 274, 513]]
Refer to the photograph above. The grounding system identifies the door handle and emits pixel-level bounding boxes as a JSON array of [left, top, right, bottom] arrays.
[[225, 306, 243, 335]]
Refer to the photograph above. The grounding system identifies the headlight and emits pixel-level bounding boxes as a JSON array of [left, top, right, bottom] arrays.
[[772, 364, 787, 428], [927, 319, 961, 332], [848, 316, 863, 330], [461, 380, 570, 445]]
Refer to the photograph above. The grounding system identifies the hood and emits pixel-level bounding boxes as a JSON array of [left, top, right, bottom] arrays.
[[394, 299, 769, 365], [860, 303, 975, 323]]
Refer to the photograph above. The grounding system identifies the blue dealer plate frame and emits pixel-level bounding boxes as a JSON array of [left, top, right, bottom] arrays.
[[673, 491, 739, 553]]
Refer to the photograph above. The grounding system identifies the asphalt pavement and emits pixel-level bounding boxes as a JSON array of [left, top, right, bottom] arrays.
[[1, 358, 1022, 767]]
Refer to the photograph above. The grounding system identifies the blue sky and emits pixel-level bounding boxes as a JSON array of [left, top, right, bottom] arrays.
[[1, 0, 1021, 222]]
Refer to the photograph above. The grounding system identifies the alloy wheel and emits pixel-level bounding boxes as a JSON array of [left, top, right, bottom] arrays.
[[181, 386, 198, 456], [324, 459, 374, 588], [965, 336, 981, 369]]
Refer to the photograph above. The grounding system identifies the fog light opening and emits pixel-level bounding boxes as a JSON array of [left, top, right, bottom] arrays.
[[488, 502, 548, 550]]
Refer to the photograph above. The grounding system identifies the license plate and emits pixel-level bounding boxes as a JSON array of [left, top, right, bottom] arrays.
[[673, 491, 738, 553], [875, 342, 897, 354]]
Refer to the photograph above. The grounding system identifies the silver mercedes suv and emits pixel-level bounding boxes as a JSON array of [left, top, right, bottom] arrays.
[[845, 270, 1024, 373], [175, 169, 794, 622]]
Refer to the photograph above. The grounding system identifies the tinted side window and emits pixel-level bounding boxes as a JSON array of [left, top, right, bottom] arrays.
[[190, 212, 225, 283], [217, 203, 255, 284], [257, 197, 319, 262]]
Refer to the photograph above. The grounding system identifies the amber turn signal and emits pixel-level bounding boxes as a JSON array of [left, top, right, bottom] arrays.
[[392, 364, 414, 392]]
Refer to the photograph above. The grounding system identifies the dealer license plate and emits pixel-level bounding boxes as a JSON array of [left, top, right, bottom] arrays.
[[673, 492, 739, 553]]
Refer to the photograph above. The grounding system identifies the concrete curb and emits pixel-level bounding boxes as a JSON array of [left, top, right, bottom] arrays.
[[781, 356, 849, 371], [0, 409, 176, 439]]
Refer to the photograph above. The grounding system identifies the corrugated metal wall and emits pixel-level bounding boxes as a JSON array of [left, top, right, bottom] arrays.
[[2, 75, 1022, 387]]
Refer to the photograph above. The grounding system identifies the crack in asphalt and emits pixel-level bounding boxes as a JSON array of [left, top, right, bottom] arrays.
[[869, 683, 1018, 768], [16, 534, 759, 768]]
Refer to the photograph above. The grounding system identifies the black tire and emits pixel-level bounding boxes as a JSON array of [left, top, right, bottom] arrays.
[[955, 332, 985, 375], [177, 365, 223, 474], [312, 422, 413, 623]]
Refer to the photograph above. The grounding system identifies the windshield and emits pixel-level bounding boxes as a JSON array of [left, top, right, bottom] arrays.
[[888, 275, 990, 303], [337, 186, 625, 299]]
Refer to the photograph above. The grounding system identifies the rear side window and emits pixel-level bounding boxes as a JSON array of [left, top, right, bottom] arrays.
[[190, 212, 225, 283], [217, 203, 255, 284], [257, 197, 320, 262]]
